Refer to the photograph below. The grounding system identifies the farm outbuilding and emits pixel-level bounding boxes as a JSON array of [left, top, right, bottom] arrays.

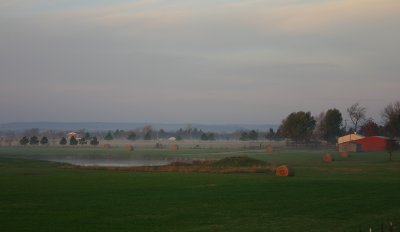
[[352, 136, 390, 152], [338, 134, 390, 152], [338, 142, 361, 152], [168, 137, 177, 141], [67, 132, 78, 138], [337, 133, 364, 152]]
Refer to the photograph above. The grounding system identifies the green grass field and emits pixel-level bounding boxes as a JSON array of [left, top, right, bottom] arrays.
[[0, 146, 399, 231]]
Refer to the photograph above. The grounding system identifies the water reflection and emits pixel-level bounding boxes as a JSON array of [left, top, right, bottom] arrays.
[[1, 154, 175, 167], [45, 157, 171, 166]]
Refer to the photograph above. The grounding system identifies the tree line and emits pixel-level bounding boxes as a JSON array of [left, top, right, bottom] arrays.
[[19, 135, 100, 146], [10, 101, 400, 146], [279, 101, 400, 144]]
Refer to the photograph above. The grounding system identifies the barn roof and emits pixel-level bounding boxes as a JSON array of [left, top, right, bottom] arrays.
[[67, 132, 78, 137], [338, 133, 365, 144]]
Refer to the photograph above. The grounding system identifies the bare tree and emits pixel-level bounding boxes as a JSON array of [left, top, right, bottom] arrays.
[[382, 101, 400, 138], [381, 101, 400, 162], [23, 128, 40, 137], [185, 124, 193, 140], [143, 124, 153, 134], [143, 124, 153, 140], [346, 103, 366, 132]]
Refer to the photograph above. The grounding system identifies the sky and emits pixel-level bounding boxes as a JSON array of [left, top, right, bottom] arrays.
[[1, 0, 399, 125]]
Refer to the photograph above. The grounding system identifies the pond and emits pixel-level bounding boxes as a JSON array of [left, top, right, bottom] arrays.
[[0, 154, 176, 167]]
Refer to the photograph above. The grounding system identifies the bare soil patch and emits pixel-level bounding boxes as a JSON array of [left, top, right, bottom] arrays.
[[73, 156, 274, 174]]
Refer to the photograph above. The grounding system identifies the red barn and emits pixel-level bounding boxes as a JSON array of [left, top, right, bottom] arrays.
[[353, 136, 389, 152]]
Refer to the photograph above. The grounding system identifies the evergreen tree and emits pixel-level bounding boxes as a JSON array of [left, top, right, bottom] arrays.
[[239, 132, 249, 141], [248, 130, 258, 140], [40, 136, 49, 145], [29, 136, 39, 145], [70, 136, 78, 145], [104, 131, 113, 140], [19, 136, 29, 145], [59, 137, 67, 145]]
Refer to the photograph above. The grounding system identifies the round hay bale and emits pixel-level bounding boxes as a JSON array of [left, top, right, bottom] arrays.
[[124, 144, 134, 151], [170, 144, 179, 151], [266, 146, 273, 153], [340, 151, 349, 158], [324, 153, 334, 162], [103, 144, 111, 150], [275, 165, 294, 176]]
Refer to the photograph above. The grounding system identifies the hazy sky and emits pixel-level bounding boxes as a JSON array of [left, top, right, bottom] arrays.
[[1, 0, 399, 125]]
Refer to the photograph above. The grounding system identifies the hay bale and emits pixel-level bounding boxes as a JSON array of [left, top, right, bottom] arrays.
[[124, 144, 134, 151], [266, 146, 273, 153], [275, 165, 294, 176], [324, 153, 334, 162], [340, 151, 349, 158], [103, 144, 111, 150], [170, 144, 179, 150]]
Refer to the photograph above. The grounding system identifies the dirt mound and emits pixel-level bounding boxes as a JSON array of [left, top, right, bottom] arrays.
[[75, 156, 273, 174]]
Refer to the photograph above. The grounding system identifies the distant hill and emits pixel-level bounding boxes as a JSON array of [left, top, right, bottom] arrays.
[[0, 122, 278, 133]]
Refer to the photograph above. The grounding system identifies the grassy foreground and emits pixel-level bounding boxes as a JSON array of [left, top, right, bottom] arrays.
[[0, 147, 399, 231]]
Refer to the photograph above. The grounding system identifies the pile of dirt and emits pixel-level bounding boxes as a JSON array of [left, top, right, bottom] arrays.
[[74, 156, 273, 174]]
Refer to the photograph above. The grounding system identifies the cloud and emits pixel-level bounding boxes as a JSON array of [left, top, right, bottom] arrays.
[[4, 0, 400, 34], [43, 0, 192, 28], [239, 0, 400, 34], [39, 0, 399, 33], [1, 0, 399, 124]]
